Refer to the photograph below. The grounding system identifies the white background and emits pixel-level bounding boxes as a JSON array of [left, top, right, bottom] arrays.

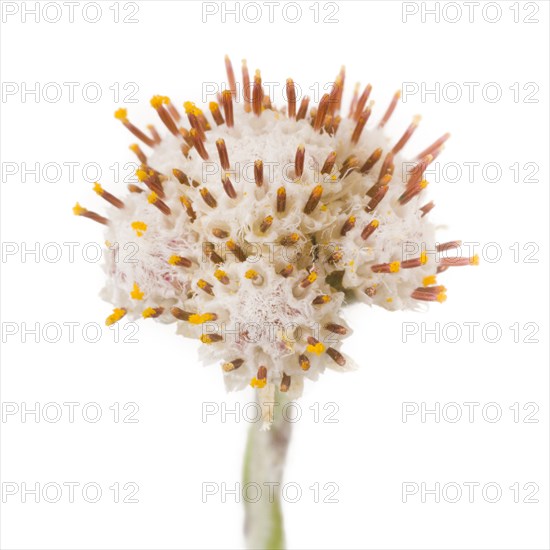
[[1, 1, 549, 549]]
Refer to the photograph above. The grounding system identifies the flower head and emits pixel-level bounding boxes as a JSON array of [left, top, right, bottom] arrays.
[[75, 57, 475, 426]]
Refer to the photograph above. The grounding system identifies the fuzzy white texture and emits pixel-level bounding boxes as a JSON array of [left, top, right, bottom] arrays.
[[99, 102, 437, 414]]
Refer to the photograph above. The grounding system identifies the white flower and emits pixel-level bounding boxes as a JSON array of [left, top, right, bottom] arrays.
[[75, 57, 477, 426]]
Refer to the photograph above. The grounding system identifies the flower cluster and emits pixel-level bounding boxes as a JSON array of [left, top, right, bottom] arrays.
[[75, 57, 475, 424]]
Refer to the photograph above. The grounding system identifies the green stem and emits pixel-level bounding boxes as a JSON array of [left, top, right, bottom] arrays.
[[242, 391, 292, 550]]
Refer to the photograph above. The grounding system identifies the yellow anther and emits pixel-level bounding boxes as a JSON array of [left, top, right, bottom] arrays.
[[470, 254, 479, 266], [214, 269, 227, 280], [306, 342, 325, 355], [136, 169, 148, 182], [389, 261, 400, 273], [105, 308, 126, 326], [321, 295, 331, 303], [168, 255, 181, 265], [386, 297, 393, 303], [180, 196, 191, 208], [72, 202, 86, 216], [147, 192, 158, 204], [114, 108, 127, 121], [420, 179, 429, 189], [150, 95, 169, 109], [437, 292, 447, 303], [307, 271, 318, 283], [188, 313, 215, 325], [130, 282, 144, 300], [93, 182, 104, 195], [142, 307, 157, 319], [320, 204, 328, 211], [197, 279, 208, 289], [129, 144, 139, 153], [420, 251, 428, 265], [200, 334, 215, 344], [371, 220, 380, 227], [245, 269, 258, 279], [250, 377, 267, 389], [423, 275, 437, 287], [131, 221, 147, 237], [209, 101, 219, 111]]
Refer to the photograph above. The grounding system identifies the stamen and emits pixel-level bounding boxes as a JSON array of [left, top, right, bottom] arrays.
[[280, 373, 291, 392], [412, 286, 447, 303], [365, 286, 377, 297], [365, 180, 390, 210], [321, 151, 337, 175], [93, 182, 124, 209], [371, 261, 400, 273], [351, 107, 372, 144], [209, 102, 225, 125], [129, 143, 147, 164], [325, 323, 347, 335], [200, 334, 223, 344], [212, 228, 229, 239], [420, 201, 435, 217], [221, 90, 234, 128], [279, 264, 294, 278], [437, 241, 462, 252], [260, 215, 273, 233], [136, 168, 164, 198], [226, 239, 247, 262], [222, 176, 237, 199], [225, 55, 236, 96], [72, 203, 108, 225], [148, 192, 171, 215], [190, 128, 209, 160], [286, 78, 296, 118], [147, 124, 161, 144], [214, 138, 230, 171], [105, 307, 126, 326], [398, 179, 428, 205], [328, 74, 343, 116], [127, 184, 144, 194], [252, 70, 264, 116], [306, 336, 325, 355], [360, 147, 383, 174], [423, 275, 437, 287], [168, 255, 192, 268], [303, 185, 323, 215], [348, 82, 360, 118], [340, 215, 356, 236], [401, 252, 428, 269], [250, 366, 267, 389], [254, 160, 263, 187], [197, 279, 215, 296], [378, 90, 401, 128], [439, 255, 479, 267], [180, 195, 197, 221], [392, 116, 421, 154], [312, 295, 331, 305], [341, 155, 359, 176], [172, 168, 190, 186], [299, 354, 310, 371], [142, 307, 164, 319], [353, 83, 372, 121], [416, 133, 450, 160], [326, 347, 346, 366], [361, 219, 379, 240], [203, 243, 224, 265], [277, 187, 286, 213], [313, 93, 330, 131], [280, 233, 299, 246], [150, 95, 179, 136], [300, 270, 317, 288], [406, 154, 433, 189], [296, 96, 310, 121], [295, 145, 305, 178], [223, 358, 244, 372], [327, 250, 343, 264], [377, 152, 395, 184], [200, 188, 218, 208], [114, 108, 155, 148], [242, 59, 251, 112], [214, 269, 230, 285], [166, 99, 181, 122]]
